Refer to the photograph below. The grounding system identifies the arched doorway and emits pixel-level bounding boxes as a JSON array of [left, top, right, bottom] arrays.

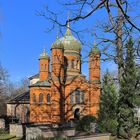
[[74, 108, 80, 120]]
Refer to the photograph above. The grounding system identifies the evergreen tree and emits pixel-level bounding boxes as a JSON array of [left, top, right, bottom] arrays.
[[98, 70, 118, 135], [117, 38, 139, 139]]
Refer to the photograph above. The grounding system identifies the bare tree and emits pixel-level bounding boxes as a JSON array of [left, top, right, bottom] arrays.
[[10, 78, 29, 98], [0, 63, 9, 115], [37, 0, 140, 83]]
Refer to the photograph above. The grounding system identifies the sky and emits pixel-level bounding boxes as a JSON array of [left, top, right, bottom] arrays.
[[0, 0, 119, 83]]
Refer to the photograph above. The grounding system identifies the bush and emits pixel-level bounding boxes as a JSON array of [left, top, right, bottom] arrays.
[[97, 118, 118, 136], [31, 135, 46, 140], [31, 135, 72, 140], [76, 115, 97, 133]]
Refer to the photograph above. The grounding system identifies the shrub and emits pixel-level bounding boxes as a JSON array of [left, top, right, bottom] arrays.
[[31, 135, 72, 140], [76, 115, 97, 133]]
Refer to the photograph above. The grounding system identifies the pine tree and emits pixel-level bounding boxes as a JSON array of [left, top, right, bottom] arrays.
[[117, 38, 139, 139], [98, 70, 118, 135]]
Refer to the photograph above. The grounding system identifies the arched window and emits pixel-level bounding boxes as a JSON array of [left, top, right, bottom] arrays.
[[44, 64, 47, 70], [68, 60, 71, 68], [75, 89, 80, 104], [47, 93, 51, 103], [54, 55, 56, 61], [39, 93, 43, 104], [74, 60, 77, 69], [70, 92, 74, 104], [41, 64, 43, 69], [71, 60, 74, 68], [81, 92, 84, 103], [33, 93, 36, 103]]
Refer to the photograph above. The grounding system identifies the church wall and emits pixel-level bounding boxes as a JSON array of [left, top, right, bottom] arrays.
[[30, 87, 52, 123], [39, 58, 50, 81], [64, 77, 92, 120], [88, 83, 100, 116]]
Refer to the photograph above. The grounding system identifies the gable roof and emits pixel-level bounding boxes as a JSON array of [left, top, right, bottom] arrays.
[[30, 79, 51, 87], [7, 91, 30, 104], [28, 74, 39, 80]]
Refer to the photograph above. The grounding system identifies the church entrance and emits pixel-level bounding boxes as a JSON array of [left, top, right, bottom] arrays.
[[74, 108, 80, 120]]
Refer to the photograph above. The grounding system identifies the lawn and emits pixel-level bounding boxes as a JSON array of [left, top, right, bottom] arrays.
[[0, 133, 16, 140]]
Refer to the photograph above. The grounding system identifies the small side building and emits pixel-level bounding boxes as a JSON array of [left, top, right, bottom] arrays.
[[7, 91, 30, 123]]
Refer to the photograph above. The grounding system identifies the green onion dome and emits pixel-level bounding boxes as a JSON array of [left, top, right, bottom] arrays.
[[60, 23, 81, 52], [51, 22, 81, 52], [39, 49, 49, 59], [51, 36, 64, 49], [90, 41, 100, 55]]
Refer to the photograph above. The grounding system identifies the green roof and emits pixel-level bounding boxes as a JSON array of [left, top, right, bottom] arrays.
[[90, 40, 100, 54], [39, 49, 49, 59], [30, 79, 51, 87], [51, 36, 64, 49], [90, 46, 100, 54], [51, 22, 81, 51], [59, 34, 81, 51]]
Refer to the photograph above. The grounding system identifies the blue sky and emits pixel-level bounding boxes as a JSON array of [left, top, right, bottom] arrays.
[[0, 0, 120, 83]]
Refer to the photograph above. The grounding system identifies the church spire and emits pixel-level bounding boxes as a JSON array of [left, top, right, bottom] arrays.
[[39, 48, 49, 59], [56, 25, 59, 40], [93, 32, 96, 48], [89, 32, 100, 55], [65, 13, 71, 36]]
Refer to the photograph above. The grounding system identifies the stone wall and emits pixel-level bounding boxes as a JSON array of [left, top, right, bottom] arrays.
[[26, 125, 75, 140], [26, 126, 42, 140], [73, 133, 110, 140], [42, 129, 75, 138], [10, 123, 23, 138], [0, 118, 5, 129]]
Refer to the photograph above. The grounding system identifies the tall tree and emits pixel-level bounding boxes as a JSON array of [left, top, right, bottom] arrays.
[[10, 78, 29, 98], [98, 70, 118, 135], [117, 38, 139, 139], [0, 63, 9, 115], [38, 0, 140, 84]]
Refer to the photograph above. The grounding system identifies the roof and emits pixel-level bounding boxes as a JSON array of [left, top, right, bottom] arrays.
[[90, 46, 100, 54], [7, 91, 30, 104], [28, 74, 39, 80], [30, 79, 51, 87], [90, 41, 100, 55], [39, 49, 50, 59], [51, 22, 81, 51]]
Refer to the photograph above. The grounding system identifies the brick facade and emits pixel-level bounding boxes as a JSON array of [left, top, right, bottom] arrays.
[[30, 24, 100, 123]]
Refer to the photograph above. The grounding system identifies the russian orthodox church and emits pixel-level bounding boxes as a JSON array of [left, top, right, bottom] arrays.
[[7, 22, 101, 124], [29, 22, 101, 123]]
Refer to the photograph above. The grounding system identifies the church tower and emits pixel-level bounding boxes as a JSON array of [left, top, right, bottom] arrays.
[[51, 37, 65, 122], [89, 40, 100, 83], [88, 39, 101, 116], [39, 49, 50, 81], [60, 21, 81, 76], [51, 37, 64, 81]]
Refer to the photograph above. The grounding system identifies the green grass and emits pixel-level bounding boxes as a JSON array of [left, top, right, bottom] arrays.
[[10, 138, 22, 140], [110, 136, 124, 140], [0, 134, 16, 140]]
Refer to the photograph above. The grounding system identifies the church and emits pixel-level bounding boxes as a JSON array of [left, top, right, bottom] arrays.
[[7, 22, 101, 124], [29, 21, 101, 123]]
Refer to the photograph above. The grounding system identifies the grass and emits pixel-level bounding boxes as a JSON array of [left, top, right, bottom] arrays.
[[0, 133, 16, 140], [10, 138, 22, 140], [110, 136, 125, 140]]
